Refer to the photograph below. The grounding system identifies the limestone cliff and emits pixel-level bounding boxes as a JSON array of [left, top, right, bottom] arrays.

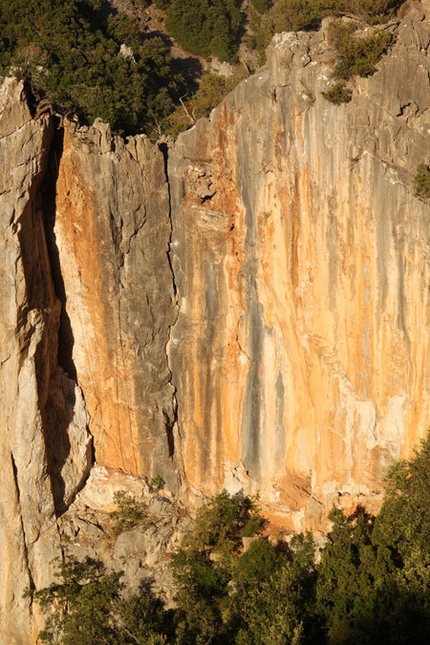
[[53, 120, 179, 488], [0, 78, 92, 643], [1, 1, 430, 641], [169, 1, 430, 527]]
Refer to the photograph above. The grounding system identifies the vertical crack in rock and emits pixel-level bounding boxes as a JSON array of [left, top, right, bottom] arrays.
[[39, 124, 94, 514], [159, 141, 179, 300], [159, 140, 181, 468], [10, 452, 35, 598], [42, 125, 76, 380]]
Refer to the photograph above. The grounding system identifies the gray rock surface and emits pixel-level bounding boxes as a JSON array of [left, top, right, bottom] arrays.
[[53, 119, 180, 488]]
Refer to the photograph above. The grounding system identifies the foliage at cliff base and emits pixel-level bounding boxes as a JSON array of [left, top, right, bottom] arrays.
[[33, 433, 430, 644]]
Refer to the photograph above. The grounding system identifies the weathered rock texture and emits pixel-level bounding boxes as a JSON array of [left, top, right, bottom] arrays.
[[53, 121, 179, 488], [168, 1, 430, 527], [0, 78, 92, 644], [1, 1, 430, 641]]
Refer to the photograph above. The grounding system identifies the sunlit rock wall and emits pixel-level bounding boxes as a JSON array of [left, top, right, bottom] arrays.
[[2, 3, 430, 640], [54, 121, 180, 488], [169, 2, 430, 528]]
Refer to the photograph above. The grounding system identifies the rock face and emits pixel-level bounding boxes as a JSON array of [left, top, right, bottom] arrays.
[[0, 78, 92, 643], [53, 120, 179, 489], [1, 1, 430, 640], [168, 1, 430, 526]]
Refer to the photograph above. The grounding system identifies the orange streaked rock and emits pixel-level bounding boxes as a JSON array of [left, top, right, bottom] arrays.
[[54, 122, 180, 487], [169, 9, 430, 530]]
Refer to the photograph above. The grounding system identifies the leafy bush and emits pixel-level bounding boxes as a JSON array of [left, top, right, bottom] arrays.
[[32, 557, 168, 644], [332, 23, 394, 79], [109, 491, 148, 535], [0, 0, 187, 136], [322, 80, 352, 104], [170, 490, 269, 643], [167, 71, 240, 136], [163, 0, 243, 63], [236, 533, 320, 644], [342, 0, 406, 24], [250, 0, 274, 13], [150, 475, 166, 491], [33, 557, 124, 644], [413, 164, 430, 201], [190, 71, 239, 119]]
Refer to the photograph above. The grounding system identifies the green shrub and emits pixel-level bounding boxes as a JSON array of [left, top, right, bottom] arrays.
[[343, 0, 405, 24], [191, 72, 239, 119], [164, 0, 243, 62], [32, 557, 169, 644], [170, 490, 269, 643], [0, 0, 187, 136], [237, 533, 319, 644], [322, 80, 352, 104], [33, 557, 124, 644], [413, 164, 430, 201], [332, 24, 394, 79], [150, 475, 166, 491], [109, 491, 148, 535], [166, 69, 241, 136], [250, 0, 274, 13]]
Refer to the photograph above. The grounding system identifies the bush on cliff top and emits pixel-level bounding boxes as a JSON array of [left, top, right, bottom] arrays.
[[0, 0, 188, 136], [322, 22, 394, 104], [251, 0, 405, 58], [331, 23, 394, 80], [0, 0, 408, 134]]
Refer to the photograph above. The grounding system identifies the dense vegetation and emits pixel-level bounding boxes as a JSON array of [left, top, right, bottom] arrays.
[[0, 0, 190, 135], [157, 0, 243, 63], [32, 433, 430, 644]]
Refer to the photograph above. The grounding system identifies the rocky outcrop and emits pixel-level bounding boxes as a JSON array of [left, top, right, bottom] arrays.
[[1, 1, 430, 640], [0, 77, 181, 643], [53, 120, 180, 489], [0, 78, 92, 643], [168, 1, 430, 527]]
